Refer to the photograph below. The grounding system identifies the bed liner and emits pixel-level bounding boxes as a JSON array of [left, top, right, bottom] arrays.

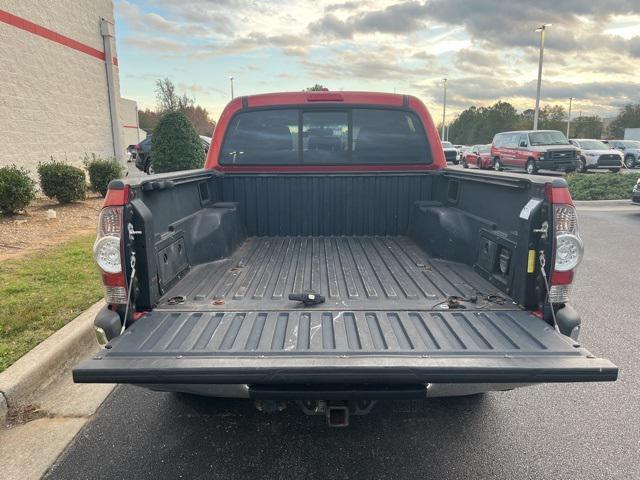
[[74, 236, 618, 385], [159, 235, 514, 312]]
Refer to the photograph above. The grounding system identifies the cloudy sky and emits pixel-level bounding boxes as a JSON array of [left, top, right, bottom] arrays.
[[115, 0, 640, 122]]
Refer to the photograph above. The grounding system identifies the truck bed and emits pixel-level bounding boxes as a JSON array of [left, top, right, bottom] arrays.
[[75, 170, 618, 387], [159, 235, 513, 312]]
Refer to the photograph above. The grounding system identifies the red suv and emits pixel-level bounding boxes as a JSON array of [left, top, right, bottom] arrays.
[[491, 130, 579, 174]]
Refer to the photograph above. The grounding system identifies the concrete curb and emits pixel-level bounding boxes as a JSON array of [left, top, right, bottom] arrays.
[[0, 301, 104, 423], [574, 199, 634, 207]]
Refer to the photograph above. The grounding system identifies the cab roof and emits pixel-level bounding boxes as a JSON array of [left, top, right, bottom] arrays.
[[241, 91, 408, 108]]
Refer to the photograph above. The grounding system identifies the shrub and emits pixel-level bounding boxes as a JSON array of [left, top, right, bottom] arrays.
[[566, 172, 640, 201], [84, 154, 124, 196], [0, 165, 37, 214], [150, 111, 205, 173], [38, 159, 86, 203]]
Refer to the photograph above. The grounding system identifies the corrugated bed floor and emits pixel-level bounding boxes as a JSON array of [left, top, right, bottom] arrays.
[[159, 236, 514, 311], [109, 309, 567, 355]]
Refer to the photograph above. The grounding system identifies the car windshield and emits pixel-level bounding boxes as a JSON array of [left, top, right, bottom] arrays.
[[621, 141, 640, 148], [578, 140, 608, 150], [441, 142, 453, 147], [479, 145, 491, 153], [528, 131, 570, 146]]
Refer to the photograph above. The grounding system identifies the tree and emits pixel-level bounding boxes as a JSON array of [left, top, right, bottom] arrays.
[[447, 102, 587, 145], [448, 102, 520, 145], [482, 101, 519, 141], [139, 79, 216, 136], [151, 111, 205, 173], [608, 104, 640, 138], [138, 108, 161, 132], [305, 84, 328, 91], [155, 77, 194, 112], [570, 115, 603, 139], [537, 105, 566, 131], [182, 105, 216, 136]]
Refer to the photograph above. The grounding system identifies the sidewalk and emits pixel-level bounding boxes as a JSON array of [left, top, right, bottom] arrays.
[[0, 301, 114, 480]]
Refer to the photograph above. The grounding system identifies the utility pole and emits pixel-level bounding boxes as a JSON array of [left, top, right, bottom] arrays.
[[566, 97, 573, 138], [533, 24, 551, 131], [229, 76, 234, 99], [441, 78, 447, 140]]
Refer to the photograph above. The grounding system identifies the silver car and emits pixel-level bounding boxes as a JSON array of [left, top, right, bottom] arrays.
[[607, 140, 640, 168], [569, 139, 622, 173]]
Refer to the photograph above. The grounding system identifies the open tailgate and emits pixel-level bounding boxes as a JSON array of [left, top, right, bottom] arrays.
[[74, 309, 617, 384]]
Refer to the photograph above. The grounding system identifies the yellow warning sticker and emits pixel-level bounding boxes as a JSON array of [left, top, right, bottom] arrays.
[[527, 250, 536, 273]]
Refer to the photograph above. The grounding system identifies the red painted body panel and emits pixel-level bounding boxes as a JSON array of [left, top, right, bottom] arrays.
[[463, 150, 492, 169], [545, 185, 574, 205], [204, 92, 447, 172], [103, 186, 130, 207]]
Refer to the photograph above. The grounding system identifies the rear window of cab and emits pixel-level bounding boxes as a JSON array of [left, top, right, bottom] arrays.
[[219, 108, 432, 165]]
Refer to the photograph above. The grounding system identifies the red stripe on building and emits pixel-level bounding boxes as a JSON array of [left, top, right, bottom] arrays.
[[0, 9, 117, 64], [123, 125, 138, 129]]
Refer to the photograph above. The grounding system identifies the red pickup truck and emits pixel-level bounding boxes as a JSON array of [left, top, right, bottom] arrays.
[[491, 130, 579, 174], [75, 92, 616, 426]]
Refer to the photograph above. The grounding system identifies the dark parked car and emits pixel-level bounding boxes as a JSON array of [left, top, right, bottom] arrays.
[[441, 141, 459, 164], [633, 178, 640, 204], [126, 144, 137, 162], [134, 135, 153, 173], [77, 91, 616, 427], [134, 135, 211, 174]]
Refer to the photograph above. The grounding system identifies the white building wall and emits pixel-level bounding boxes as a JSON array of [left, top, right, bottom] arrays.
[[120, 98, 145, 148], [0, 0, 122, 175]]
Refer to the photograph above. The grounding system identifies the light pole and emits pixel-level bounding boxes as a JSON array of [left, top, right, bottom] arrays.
[[229, 76, 234, 99], [533, 23, 551, 131], [566, 97, 573, 138], [441, 78, 447, 140]]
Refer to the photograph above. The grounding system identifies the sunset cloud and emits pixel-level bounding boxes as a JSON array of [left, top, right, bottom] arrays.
[[115, 0, 640, 120]]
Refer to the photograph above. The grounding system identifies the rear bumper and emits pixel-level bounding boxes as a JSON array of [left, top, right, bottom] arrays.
[[141, 382, 532, 398], [444, 152, 458, 163]]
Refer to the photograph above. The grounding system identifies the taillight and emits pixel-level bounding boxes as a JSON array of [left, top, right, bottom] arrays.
[[94, 211, 122, 273], [94, 187, 129, 304], [547, 186, 583, 303]]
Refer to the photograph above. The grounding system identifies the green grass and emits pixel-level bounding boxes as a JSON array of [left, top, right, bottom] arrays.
[[0, 235, 102, 372], [566, 172, 640, 201]]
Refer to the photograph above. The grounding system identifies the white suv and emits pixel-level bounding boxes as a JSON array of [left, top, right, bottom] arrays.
[[569, 139, 622, 173]]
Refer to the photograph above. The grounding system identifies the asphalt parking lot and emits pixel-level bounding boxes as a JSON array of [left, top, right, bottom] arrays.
[[46, 203, 639, 480]]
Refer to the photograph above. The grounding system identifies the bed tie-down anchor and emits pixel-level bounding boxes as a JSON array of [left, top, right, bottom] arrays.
[[288, 291, 325, 306]]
